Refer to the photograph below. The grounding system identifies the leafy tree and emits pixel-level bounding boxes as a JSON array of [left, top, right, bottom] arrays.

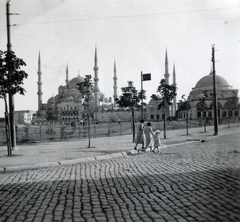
[[225, 92, 239, 128], [46, 103, 59, 120], [178, 94, 191, 111], [115, 81, 145, 143], [151, 79, 177, 139], [178, 94, 191, 135], [0, 50, 28, 156], [76, 75, 94, 148], [198, 90, 209, 132]]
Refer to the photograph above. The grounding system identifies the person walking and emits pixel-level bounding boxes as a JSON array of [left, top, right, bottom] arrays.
[[152, 130, 162, 152], [134, 119, 146, 150], [144, 122, 154, 151]]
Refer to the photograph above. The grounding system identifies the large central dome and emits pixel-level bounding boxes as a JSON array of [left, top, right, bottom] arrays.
[[195, 73, 229, 89], [68, 75, 85, 89]]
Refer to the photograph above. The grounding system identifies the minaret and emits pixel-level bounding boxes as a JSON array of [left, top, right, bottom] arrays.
[[172, 64, 177, 116], [93, 47, 100, 108], [65, 64, 69, 89], [37, 51, 43, 112], [164, 49, 170, 84], [113, 60, 118, 104]]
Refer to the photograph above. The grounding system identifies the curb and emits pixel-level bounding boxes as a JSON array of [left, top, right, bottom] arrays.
[[1, 150, 134, 173], [4, 161, 59, 172], [59, 157, 96, 166], [0, 134, 225, 173]]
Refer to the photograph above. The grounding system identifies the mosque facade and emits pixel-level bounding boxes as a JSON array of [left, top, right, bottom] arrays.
[[37, 47, 114, 122], [177, 72, 239, 122]]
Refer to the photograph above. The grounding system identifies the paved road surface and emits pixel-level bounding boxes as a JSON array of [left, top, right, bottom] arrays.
[[0, 132, 240, 221]]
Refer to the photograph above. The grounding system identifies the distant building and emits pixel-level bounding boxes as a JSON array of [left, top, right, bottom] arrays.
[[177, 71, 239, 121], [14, 110, 36, 124], [147, 50, 177, 121], [37, 47, 110, 121]]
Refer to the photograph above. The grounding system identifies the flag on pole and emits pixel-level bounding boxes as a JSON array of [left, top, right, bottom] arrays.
[[142, 73, 151, 81]]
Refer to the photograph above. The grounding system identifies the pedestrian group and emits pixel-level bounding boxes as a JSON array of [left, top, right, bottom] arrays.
[[134, 119, 162, 152]]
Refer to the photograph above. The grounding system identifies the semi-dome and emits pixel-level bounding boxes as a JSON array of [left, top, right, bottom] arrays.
[[195, 73, 229, 89], [68, 75, 85, 89], [62, 95, 74, 102]]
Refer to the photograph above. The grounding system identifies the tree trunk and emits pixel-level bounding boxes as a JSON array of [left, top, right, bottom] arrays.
[[4, 96, 12, 156], [204, 117, 207, 132], [163, 106, 166, 139], [87, 107, 91, 148], [132, 109, 135, 143]]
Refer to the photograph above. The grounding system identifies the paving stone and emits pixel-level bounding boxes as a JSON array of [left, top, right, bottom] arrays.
[[0, 132, 240, 221]]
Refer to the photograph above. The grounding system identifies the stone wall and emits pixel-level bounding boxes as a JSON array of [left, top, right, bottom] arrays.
[[96, 110, 144, 122]]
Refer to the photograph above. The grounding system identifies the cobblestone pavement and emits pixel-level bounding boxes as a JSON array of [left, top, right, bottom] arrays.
[[0, 132, 240, 222]]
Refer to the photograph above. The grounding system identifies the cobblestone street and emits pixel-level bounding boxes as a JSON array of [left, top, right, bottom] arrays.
[[0, 132, 240, 222]]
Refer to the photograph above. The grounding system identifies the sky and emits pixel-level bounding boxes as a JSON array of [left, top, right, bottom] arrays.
[[0, 0, 240, 117]]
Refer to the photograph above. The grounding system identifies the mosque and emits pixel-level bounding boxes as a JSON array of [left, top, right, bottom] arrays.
[[37, 47, 114, 122], [35, 47, 239, 124], [147, 50, 177, 121], [177, 71, 239, 122]]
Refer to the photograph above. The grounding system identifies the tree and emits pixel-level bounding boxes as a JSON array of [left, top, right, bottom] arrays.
[[178, 94, 191, 135], [198, 90, 209, 132], [46, 103, 59, 120], [151, 79, 177, 139], [225, 92, 238, 128], [0, 50, 28, 156], [76, 75, 94, 148], [115, 81, 145, 143]]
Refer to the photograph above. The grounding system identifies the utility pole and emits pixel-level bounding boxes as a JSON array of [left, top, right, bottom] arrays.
[[141, 71, 143, 119], [212, 45, 218, 135], [6, 0, 17, 150]]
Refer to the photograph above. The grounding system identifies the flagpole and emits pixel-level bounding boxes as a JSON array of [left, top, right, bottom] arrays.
[[141, 72, 151, 120], [141, 71, 144, 119]]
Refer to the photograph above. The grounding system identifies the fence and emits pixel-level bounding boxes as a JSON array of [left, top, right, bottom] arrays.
[[0, 118, 239, 145]]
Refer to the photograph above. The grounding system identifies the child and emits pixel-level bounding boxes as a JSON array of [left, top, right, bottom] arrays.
[[152, 130, 162, 152]]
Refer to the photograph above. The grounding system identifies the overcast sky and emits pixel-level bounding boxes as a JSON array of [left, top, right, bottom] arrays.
[[0, 0, 239, 117]]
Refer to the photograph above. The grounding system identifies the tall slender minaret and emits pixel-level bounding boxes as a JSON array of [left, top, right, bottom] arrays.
[[113, 60, 118, 104], [65, 64, 69, 89], [164, 49, 170, 84], [172, 64, 177, 116], [37, 51, 43, 112], [93, 47, 100, 108]]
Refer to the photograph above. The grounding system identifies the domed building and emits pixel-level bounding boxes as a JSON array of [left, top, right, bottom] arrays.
[[147, 50, 177, 121], [37, 48, 110, 121], [178, 71, 239, 121]]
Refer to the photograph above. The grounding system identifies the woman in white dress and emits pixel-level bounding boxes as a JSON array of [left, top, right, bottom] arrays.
[[144, 122, 154, 151]]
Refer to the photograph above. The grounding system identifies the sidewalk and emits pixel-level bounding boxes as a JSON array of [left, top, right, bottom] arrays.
[[0, 124, 239, 172]]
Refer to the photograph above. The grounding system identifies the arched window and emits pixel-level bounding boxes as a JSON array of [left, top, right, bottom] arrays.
[[209, 102, 222, 109], [196, 102, 208, 111]]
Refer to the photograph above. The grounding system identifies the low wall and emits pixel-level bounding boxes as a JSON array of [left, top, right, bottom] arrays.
[[96, 110, 143, 122], [0, 122, 133, 145], [0, 118, 238, 145]]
